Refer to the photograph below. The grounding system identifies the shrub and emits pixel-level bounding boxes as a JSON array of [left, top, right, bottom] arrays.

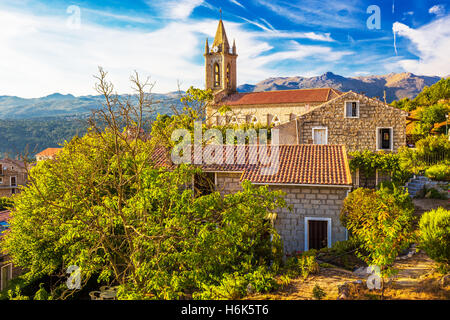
[[0, 197, 13, 211], [284, 251, 319, 279], [340, 187, 414, 297], [298, 255, 319, 280], [425, 163, 450, 181], [312, 284, 326, 300], [419, 207, 450, 266]]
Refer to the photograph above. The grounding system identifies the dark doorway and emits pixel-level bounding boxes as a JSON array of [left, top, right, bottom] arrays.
[[308, 220, 328, 250], [193, 172, 215, 197], [379, 128, 391, 150]]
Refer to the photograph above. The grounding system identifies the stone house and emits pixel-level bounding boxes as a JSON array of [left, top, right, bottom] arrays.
[[275, 91, 408, 153], [0, 159, 28, 197], [35, 148, 62, 162], [153, 144, 353, 253]]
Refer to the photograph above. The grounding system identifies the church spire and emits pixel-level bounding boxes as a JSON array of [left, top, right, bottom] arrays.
[[212, 19, 230, 53], [205, 38, 209, 54]]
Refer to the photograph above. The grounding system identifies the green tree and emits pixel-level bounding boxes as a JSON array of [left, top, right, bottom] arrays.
[[340, 187, 415, 298], [1, 69, 286, 300], [419, 207, 450, 268]]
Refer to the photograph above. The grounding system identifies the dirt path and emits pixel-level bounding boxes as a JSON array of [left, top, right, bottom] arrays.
[[250, 252, 449, 300]]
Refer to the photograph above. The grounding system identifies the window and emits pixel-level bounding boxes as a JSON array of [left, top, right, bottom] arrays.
[[249, 115, 258, 125], [226, 64, 230, 88], [229, 115, 238, 125], [345, 101, 359, 118], [312, 127, 328, 145], [10, 176, 16, 187], [214, 63, 220, 87], [0, 165, 2, 175], [377, 128, 393, 150], [271, 115, 281, 126], [0, 177, 2, 184], [1, 263, 13, 291]]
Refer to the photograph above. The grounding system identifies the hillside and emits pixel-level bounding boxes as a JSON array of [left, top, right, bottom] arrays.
[[237, 72, 442, 103], [0, 92, 181, 120]]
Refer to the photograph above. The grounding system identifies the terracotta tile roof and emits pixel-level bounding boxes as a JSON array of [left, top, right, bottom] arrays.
[[36, 148, 62, 157], [152, 144, 352, 186], [219, 88, 342, 106]]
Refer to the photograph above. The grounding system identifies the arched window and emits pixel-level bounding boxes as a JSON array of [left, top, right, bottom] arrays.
[[271, 115, 281, 126], [214, 63, 220, 87], [226, 64, 231, 88], [230, 115, 238, 125]]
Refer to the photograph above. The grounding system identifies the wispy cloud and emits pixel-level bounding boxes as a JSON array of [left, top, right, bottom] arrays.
[[0, 7, 350, 97], [256, 0, 364, 29], [429, 4, 445, 17], [229, 0, 245, 9], [146, 0, 204, 20], [392, 15, 450, 76]]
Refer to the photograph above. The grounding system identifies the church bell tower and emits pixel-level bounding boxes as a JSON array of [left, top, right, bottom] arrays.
[[204, 19, 237, 93]]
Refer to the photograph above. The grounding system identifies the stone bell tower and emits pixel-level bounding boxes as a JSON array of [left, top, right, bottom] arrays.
[[204, 19, 237, 94]]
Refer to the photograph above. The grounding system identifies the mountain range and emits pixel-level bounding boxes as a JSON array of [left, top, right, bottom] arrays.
[[237, 72, 442, 103], [0, 72, 443, 120]]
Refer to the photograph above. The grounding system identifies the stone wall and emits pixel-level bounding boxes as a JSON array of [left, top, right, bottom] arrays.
[[207, 102, 323, 126], [215, 172, 349, 253], [296, 92, 407, 152]]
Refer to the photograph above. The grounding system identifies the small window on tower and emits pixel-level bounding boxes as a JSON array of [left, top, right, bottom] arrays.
[[226, 64, 230, 87], [214, 63, 220, 87]]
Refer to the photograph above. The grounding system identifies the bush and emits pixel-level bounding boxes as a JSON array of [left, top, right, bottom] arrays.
[[425, 163, 450, 181], [312, 284, 326, 300], [285, 251, 319, 279], [419, 207, 450, 266], [0, 197, 13, 211], [194, 267, 278, 300]]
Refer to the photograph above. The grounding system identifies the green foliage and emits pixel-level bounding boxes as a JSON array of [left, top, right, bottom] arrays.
[[391, 97, 415, 112], [417, 103, 449, 126], [419, 207, 450, 266], [0, 117, 89, 159], [399, 135, 450, 174], [340, 187, 415, 279], [348, 150, 411, 186], [193, 267, 278, 300], [33, 283, 50, 300], [312, 284, 326, 300], [414, 78, 450, 107], [425, 163, 450, 181], [284, 251, 319, 279], [0, 197, 13, 211], [0, 128, 286, 300], [7, 286, 29, 300]]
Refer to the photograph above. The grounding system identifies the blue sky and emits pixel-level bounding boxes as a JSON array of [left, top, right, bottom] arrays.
[[0, 0, 449, 97]]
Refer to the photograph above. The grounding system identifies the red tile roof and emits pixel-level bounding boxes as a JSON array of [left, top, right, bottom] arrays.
[[153, 144, 352, 186], [36, 148, 62, 157], [219, 88, 342, 106]]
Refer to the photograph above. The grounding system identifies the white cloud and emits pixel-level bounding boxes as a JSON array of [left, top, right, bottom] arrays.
[[145, 0, 204, 20], [429, 4, 445, 16], [229, 0, 245, 9], [0, 7, 353, 98], [392, 15, 450, 76]]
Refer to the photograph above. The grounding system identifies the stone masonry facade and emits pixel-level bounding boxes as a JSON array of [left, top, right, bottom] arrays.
[[277, 92, 408, 153], [214, 172, 350, 253]]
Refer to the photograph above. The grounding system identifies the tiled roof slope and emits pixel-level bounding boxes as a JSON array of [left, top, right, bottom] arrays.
[[152, 144, 352, 186], [36, 148, 62, 157], [219, 88, 342, 106]]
